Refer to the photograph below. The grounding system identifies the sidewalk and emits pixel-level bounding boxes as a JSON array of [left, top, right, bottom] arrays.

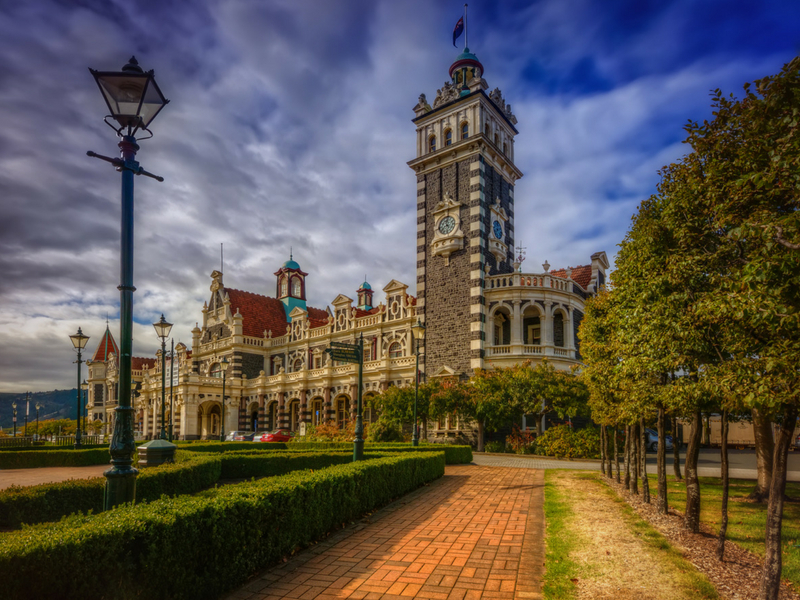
[[0, 465, 108, 490], [226, 465, 544, 600]]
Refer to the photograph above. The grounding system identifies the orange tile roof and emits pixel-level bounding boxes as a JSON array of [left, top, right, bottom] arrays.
[[308, 306, 329, 322], [354, 307, 381, 318], [131, 357, 155, 370], [309, 318, 329, 329], [550, 264, 593, 289], [226, 288, 289, 338], [91, 327, 119, 362]]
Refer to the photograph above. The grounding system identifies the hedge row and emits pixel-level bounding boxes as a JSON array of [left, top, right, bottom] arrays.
[[0, 448, 111, 469], [0, 453, 445, 600], [0, 451, 365, 528], [0, 444, 107, 452]]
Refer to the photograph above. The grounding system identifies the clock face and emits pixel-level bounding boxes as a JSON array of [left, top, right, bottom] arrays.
[[493, 220, 503, 239], [438, 215, 456, 235]]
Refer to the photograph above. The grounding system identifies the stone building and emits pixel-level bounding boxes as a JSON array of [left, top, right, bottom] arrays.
[[85, 47, 607, 441]]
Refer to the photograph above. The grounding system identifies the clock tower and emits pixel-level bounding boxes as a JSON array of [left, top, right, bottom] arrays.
[[409, 48, 522, 378]]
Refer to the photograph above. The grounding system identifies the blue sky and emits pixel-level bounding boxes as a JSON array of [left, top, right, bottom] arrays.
[[0, 0, 797, 392]]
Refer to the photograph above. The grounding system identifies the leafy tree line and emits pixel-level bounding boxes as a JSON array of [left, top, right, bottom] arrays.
[[579, 57, 800, 600], [366, 360, 589, 451]]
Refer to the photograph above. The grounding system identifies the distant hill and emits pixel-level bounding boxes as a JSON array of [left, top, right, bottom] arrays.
[[0, 389, 78, 429]]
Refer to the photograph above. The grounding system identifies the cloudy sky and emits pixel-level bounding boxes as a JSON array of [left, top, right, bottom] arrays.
[[0, 0, 797, 393]]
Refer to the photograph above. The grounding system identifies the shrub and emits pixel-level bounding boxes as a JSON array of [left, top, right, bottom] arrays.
[[484, 441, 505, 453], [366, 419, 404, 443], [0, 448, 111, 469], [506, 425, 537, 454], [0, 453, 445, 600], [534, 425, 600, 459]]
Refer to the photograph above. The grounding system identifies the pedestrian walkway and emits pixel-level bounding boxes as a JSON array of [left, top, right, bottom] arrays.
[[226, 465, 544, 600], [0, 465, 107, 490]]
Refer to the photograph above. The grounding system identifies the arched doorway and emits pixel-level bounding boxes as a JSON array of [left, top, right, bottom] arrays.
[[247, 401, 260, 432], [334, 395, 350, 427], [289, 399, 300, 431], [266, 401, 277, 431], [310, 397, 324, 426]]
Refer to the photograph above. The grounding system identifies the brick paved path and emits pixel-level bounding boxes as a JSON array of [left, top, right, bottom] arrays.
[[227, 465, 544, 600], [0, 465, 107, 490]]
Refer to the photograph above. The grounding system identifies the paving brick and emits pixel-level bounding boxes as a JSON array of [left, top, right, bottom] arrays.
[[224, 466, 543, 600]]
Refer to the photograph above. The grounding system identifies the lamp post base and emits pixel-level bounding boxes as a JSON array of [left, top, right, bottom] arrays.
[[104, 466, 138, 509]]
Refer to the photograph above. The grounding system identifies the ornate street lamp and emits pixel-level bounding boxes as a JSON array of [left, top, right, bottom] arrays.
[[35, 402, 41, 441], [168, 339, 175, 442], [153, 315, 173, 440], [411, 319, 426, 447], [88, 56, 169, 509], [219, 357, 230, 442], [12, 402, 17, 438], [69, 328, 90, 448], [81, 380, 89, 436]]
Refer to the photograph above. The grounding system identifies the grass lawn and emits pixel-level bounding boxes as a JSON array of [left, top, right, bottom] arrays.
[[657, 474, 800, 590]]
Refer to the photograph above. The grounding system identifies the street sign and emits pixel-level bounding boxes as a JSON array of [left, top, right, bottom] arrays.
[[325, 342, 361, 364]]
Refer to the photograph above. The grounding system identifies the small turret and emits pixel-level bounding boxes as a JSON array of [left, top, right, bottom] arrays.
[[274, 252, 308, 321], [357, 279, 373, 311]]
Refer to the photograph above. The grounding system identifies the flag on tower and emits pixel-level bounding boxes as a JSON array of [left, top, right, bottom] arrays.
[[453, 16, 464, 47]]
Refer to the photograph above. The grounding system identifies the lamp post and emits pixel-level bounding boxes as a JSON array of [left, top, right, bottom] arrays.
[[153, 315, 173, 440], [88, 56, 169, 509], [411, 319, 426, 447], [35, 402, 41, 441], [219, 357, 229, 442], [12, 402, 17, 438], [24, 392, 29, 437], [81, 380, 89, 436], [69, 328, 90, 448]]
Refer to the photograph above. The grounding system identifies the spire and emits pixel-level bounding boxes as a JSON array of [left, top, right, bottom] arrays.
[[91, 324, 120, 363]]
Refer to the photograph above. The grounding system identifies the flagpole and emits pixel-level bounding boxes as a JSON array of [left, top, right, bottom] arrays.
[[464, 4, 468, 49]]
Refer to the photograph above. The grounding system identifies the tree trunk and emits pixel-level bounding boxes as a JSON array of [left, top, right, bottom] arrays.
[[600, 426, 606, 476], [422, 417, 428, 441], [657, 407, 668, 514], [672, 416, 683, 480], [631, 423, 639, 495], [606, 426, 613, 478], [614, 425, 621, 483], [640, 417, 650, 503], [750, 408, 775, 502], [477, 420, 485, 452], [684, 410, 703, 533], [758, 404, 798, 600], [717, 409, 729, 561], [702, 412, 711, 446], [624, 425, 631, 490]]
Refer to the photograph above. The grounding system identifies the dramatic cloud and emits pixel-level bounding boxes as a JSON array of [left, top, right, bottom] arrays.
[[0, 0, 796, 392]]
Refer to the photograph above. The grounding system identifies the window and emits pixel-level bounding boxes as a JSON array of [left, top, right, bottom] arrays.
[[503, 142, 508, 155], [527, 319, 541, 345], [292, 358, 303, 372], [484, 122, 490, 136], [461, 122, 469, 140], [444, 129, 452, 146], [494, 133, 500, 146], [280, 276, 288, 297], [429, 135, 436, 153], [554, 313, 565, 347], [389, 342, 403, 358], [209, 363, 222, 378], [314, 354, 322, 369], [337, 398, 348, 426], [291, 277, 301, 297], [312, 400, 323, 425]]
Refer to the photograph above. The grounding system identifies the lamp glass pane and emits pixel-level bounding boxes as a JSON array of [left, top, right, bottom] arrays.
[[221, 359, 230, 371], [138, 79, 168, 128], [97, 74, 147, 115]]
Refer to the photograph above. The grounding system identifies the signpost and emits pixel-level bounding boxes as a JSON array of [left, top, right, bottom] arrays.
[[325, 335, 365, 461]]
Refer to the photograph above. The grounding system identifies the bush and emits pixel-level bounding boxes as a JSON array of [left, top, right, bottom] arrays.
[[0, 448, 111, 469], [366, 419, 404, 443], [534, 425, 600, 459], [218, 451, 354, 479], [0, 453, 445, 600], [484, 441, 506, 453], [506, 426, 537, 454]]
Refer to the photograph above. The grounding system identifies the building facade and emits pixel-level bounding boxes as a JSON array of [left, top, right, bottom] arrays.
[[85, 47, 607, 442]]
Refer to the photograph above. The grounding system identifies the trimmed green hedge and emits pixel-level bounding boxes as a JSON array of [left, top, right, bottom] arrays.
[[0, 453, 445, 600], [0, 448, 111, 469]]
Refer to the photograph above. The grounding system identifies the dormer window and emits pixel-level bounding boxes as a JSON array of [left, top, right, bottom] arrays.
[[291, 277, 301, 297], [444, 129, 452, 146], [429, 135, 436, 153], [461, 122, 469, 140]]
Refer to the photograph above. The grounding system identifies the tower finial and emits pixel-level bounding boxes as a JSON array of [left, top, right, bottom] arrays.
[[290, 246, 293, 261]]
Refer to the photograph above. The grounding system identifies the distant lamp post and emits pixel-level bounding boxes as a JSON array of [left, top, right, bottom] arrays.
[[219, 357, 230, 442], [81, 380, 89, 436], [410, 319, 426, 447], [88, 56, 169, 509], [12, 402, 17, 438], [153, 314, 173, 440], [35, 402, 41, 441], [24, 391, 29, 437], [69, 328, 90, 448], [168, 339, 175, 442]]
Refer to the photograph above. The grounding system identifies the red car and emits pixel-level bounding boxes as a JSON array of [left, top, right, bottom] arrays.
[[253, 429, 294, 443]]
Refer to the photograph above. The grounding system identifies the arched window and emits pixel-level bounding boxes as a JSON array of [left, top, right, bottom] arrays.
[[461, 122, 469, 140], [209, 363, 222, 378], [280, 276, 288, 297], [444, 129, 452, 146], [389, 342, 403, 358], [554, 313, 565, 348], [292, 358, 303, 372], [291, 277, 301, 297], [429, 135, 436, 153]]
